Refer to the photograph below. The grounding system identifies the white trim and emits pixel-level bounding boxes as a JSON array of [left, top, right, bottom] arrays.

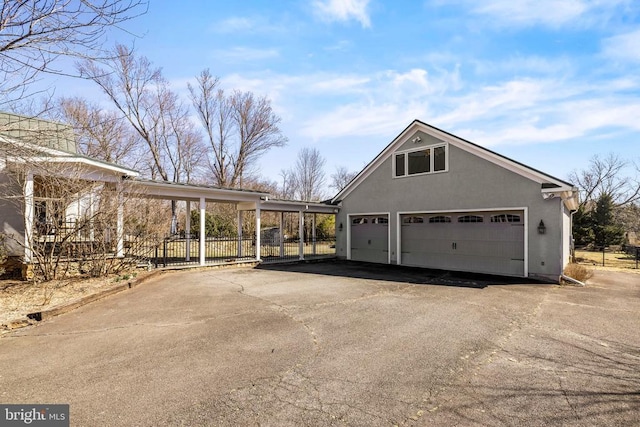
[[347, 212, 391, 264], [397, 207, 529, 278], [333, 121, 574, 203], [6, 155, 139, 177]]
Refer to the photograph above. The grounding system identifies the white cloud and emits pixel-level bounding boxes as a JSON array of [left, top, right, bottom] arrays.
[[436, 0, 632, 27], [602, 29, 640, 63], [474, 0, 586, 26], [313, 0, 372, 28], [212, 47, 279, 62], [211, 16, 285, 34], [217, 58, 640, 152]]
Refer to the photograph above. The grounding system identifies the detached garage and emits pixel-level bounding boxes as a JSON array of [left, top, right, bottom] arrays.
[[332, 120, 578, 282]]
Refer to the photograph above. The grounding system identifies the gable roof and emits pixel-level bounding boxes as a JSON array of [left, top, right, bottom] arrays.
[[331, 120, 578, 209]]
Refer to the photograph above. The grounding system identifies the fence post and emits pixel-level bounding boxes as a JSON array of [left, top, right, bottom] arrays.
[[602, 246, 605, 267], [636, 247, 639, 269], [163, 238, 167, 267]]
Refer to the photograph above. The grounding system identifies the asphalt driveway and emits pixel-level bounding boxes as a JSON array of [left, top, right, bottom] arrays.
[[0, 262, 638, 426]]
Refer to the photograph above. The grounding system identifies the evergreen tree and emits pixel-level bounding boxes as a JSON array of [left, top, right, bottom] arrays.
[[592, 194, 625, 248]]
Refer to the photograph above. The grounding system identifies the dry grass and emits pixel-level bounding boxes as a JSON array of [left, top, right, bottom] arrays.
[[0, 270, 147, 328], [563, 263, 594, 283], [575, 249, 639, 270]]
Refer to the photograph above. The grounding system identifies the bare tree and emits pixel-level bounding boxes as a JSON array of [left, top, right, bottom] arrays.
[[289, 147, 326, 202], [58, 97, 140, 165], [278, 169, 297, 199], [569, 153, 640, 208], [330, 165, 357, 193], [0, 0, 146, 104], [79, 45, 206, 232], [189, 69, 287, 188]]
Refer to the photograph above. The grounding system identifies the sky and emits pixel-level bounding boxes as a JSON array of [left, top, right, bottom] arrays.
[[50, 0, 640, 191]]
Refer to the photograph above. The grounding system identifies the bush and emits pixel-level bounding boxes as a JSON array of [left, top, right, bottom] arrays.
[[0, 233, 7, 276], [563, 263, 593, 283]]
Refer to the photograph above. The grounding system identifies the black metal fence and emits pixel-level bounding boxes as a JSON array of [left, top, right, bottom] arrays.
[[125, 234, 336, 268]]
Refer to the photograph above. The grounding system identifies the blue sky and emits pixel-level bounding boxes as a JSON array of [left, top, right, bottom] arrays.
[[56, 0, 640, 189]]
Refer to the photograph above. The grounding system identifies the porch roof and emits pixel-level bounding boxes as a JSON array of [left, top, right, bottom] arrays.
[[128, 180, 338, 213]]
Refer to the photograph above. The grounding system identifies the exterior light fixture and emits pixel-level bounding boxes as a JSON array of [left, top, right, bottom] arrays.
[[338, 222, 343, 232], [537, 220, 546, 234]]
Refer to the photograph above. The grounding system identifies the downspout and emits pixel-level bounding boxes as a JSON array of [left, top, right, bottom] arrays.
[[560, 274, 586, 287]]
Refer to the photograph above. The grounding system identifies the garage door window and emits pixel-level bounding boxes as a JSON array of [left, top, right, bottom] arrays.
[[490, 214, 521, 223], [429, 215, 451, 223], [403, 216, 424, 224], [458, 215, 484, 223], [373, 217, 389, 224], [352, 218, 368, 225], [394, 144, 447, 177]]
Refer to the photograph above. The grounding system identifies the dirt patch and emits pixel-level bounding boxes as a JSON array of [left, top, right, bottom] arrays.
[[0, 270, 153, 329]]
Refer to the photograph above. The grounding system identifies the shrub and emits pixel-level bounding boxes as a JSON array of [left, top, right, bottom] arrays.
[[563, 263, 593, 283], [0, 233, 7, 277]]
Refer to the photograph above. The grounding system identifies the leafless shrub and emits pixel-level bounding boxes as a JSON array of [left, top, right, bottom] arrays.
[[563, 263, 593, 283]]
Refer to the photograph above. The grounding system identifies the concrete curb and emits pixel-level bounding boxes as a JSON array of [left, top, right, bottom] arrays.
[[0, 270, 166, 333]]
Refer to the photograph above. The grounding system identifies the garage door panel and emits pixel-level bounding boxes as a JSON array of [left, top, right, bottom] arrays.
[[350, 215, 389, 264], [400, 211, 525, 277]]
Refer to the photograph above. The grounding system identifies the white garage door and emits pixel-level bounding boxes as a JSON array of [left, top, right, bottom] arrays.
[[350, 215, 389, 264], [400, 210, 525, 277]]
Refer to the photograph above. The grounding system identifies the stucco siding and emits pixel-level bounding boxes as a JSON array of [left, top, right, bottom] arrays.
[[336, 139, 566, 279]]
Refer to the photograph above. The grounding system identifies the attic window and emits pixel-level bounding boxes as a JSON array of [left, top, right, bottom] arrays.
[[394, 144, 447, 177]]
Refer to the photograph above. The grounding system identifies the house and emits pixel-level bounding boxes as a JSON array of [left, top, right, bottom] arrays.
[[0, 113, 335, 277], [331, 120, 579, 282]]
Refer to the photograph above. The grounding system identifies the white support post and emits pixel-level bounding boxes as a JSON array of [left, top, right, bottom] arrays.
[[279, 211, 284, 258], [24, 170, 34, 264], [199, 197, 206, 266], [255, 202, 261, 261], [185, 200, 191, 262], [116, 181, 124, 258], [312, 213, 317, 256], [299, 211, 304, 260], [237, 210, 243, 258], [89, 191, 95, 241]]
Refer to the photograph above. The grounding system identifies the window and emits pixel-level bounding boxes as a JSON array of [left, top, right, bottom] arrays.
[[429, 215, 451, 223], [458, 215, 484, 223], [394, 144, 447, 177], [352, 218, 368, 225], [408, 150, 430, 174], [373, 217, 388, 224], [395, 153, 405, 177], [434, 146, 446, 171], [490, 214, 521, 223], [402, 216, 424, 224]]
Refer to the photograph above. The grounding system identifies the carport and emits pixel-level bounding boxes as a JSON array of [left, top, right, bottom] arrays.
[[127, 179, 337, 266]]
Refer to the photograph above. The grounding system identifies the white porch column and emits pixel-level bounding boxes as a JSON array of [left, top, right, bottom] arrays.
[[185, 200, 191, 262], [279, 211, 284, 257], [24, 170, 34, 263], [299, 211, 304, 260], [199, 197, 206, 266], [237, 210, 243, 258], [116, 181, 124, 258], [255, 202, 261, 261], [312, 213, 317, 255]]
